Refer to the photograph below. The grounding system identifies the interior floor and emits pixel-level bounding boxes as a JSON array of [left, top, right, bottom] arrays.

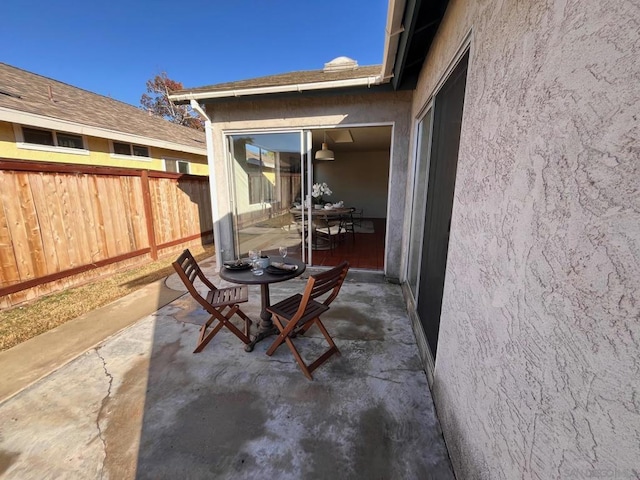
[[256, 218, 386, 271], [308, 218, 386, 269]]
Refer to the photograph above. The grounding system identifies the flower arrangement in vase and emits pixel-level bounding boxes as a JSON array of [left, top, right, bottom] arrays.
[[311, 182, 332, 207]]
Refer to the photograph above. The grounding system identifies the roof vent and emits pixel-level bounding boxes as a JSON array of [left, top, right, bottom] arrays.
[[323, 57, 359, 73]]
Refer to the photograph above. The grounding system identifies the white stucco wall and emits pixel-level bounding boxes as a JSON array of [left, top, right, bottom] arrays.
[[207, 91, 412, 279], [409, 0, 640, 478]]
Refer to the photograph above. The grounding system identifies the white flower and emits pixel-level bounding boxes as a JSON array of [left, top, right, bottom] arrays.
[[312, 182, 332, 198]]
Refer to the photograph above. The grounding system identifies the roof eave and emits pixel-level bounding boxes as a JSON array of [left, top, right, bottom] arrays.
[[169, 75, 384, 103], [0, 107, 207, 156], [381, 0, 407, 83]]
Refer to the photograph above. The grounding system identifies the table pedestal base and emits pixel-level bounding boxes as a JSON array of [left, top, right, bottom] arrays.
[[244, 283, 277, 352]]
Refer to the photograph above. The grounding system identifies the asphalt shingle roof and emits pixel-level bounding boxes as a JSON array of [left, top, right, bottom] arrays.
[[0, 63, 205, 151], [173, 65, 382, 96]]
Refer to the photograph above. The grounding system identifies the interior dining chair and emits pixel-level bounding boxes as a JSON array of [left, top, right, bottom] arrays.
[[265, 261, 350, 380], [340, 207, 359, 242], [172, 249, 252, 352], [314, 213, 345, 251]]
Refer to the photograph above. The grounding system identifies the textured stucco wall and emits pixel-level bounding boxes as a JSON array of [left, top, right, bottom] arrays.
[[410, 0, 640, 478], [207, 91, 412, 278]]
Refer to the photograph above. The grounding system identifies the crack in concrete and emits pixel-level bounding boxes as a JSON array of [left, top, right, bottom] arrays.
[[94, 348, 114, 480]]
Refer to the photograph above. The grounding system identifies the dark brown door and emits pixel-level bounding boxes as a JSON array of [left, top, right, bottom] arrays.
[[417, 51, 469, 357]]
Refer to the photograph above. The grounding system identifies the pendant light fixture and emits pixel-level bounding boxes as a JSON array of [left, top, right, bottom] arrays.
[[315, 131, 335, 161]]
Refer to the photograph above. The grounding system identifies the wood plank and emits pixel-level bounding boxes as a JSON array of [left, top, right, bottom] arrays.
[[42, 172, 71, 271], [169, 178, 180, 241], [150, 178, 167, 245], [27, 173, 60, 275], [0, 159, 146, 177], [119, 176, 137, 251], [3, 172, 36, 281], [156, 179, 173, 245], [56, 173, 84, 268], [18, 172, 48, 278], [140, 171, 156, 258], [88, 175, 108, 261], [65, 173, 92, 266], [76, 173, 101, 263], [95, 176, 117, 257], [0, 171, 20, 287], [174, 179, 188, 239], [129, 176, 146, 249], [110, 176, 128, 255]]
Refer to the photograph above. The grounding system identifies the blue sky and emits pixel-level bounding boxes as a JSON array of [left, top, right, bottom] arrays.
[[2, 0, 388, 107]]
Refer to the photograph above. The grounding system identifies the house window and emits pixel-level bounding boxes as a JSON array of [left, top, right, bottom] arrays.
[[112, 142, 150, 157], [165, 159, 190, 174], [22, 127, 84, 149], [246, 144, 275, 205], [57, 133, 84, 149]]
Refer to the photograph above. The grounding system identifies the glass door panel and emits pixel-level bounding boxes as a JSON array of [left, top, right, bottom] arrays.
[[407, 109, 433, 298], [227, 132, 305, 259]]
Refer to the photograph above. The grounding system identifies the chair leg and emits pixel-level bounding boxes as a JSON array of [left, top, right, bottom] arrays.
[[219, 305, 252, 344], [284, 335, 313, 380], [266, 316, 288, 356], [267, 316, 339, 380], [194, 305, 251, 353], [235, 308, 253, 338], [194, 315, 225, 353]]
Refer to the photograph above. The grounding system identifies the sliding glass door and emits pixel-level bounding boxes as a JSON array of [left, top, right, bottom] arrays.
[[226, 131, 312, 261], [407, 50, 469, 359]]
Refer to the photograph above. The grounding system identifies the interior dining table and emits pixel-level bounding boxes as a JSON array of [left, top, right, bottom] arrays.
[[290, 206, 353, 217], [290, 206, 354, 250], [219, 255, 306, 352]]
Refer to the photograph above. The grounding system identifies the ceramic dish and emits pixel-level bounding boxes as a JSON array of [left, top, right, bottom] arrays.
[[223, 261, 252, 271]]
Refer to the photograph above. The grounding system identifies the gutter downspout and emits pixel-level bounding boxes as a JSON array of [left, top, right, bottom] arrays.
[[190, 99, 223, 271]]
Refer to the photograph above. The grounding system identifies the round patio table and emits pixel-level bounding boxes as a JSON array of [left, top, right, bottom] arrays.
[[219, 256, 306, 352]]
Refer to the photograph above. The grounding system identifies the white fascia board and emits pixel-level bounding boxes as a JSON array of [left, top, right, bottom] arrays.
[[0, 107, 207, 156], [168, 75, 384, 102], [381, 0, 406, 81]]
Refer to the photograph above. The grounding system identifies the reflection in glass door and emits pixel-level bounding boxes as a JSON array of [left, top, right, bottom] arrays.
[[227, 132, 309, 261], [407, 108, 433, 298]]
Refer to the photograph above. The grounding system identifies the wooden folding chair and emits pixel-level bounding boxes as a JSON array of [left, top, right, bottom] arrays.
[[172, 249, 252, 353], [265, 261, 350, 379]]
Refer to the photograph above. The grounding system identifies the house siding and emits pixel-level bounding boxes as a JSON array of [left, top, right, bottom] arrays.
[[0, 120, 208, 175], [207, 90, 412, 279], [408, 0, 640, 478]]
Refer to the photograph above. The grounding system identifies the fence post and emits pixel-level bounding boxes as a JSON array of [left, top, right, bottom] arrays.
[[141, 170, 158, 260]]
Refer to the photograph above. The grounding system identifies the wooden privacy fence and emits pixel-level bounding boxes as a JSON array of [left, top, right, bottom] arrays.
[[0, 159, 213, 308]]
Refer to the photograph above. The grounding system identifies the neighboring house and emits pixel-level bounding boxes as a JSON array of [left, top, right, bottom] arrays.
[[0, 62, 207, 175], [170, 1, 638, 479]]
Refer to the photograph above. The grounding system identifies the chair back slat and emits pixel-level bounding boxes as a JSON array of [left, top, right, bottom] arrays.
[[173, 249, 218, 311], [309, 261, 350, 306]]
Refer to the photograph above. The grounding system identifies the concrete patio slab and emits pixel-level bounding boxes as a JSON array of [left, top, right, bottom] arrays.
[[0, 258, 454, 479]]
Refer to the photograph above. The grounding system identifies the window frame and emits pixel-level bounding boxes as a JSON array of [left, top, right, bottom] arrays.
[[110, 141, 151, 160], [15, 125, 88, 155], [163, 158, 191, 174]]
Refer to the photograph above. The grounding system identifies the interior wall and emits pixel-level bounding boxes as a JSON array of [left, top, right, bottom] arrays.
[[408, 0, 640, 479], [314, 150, 390, 218]]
